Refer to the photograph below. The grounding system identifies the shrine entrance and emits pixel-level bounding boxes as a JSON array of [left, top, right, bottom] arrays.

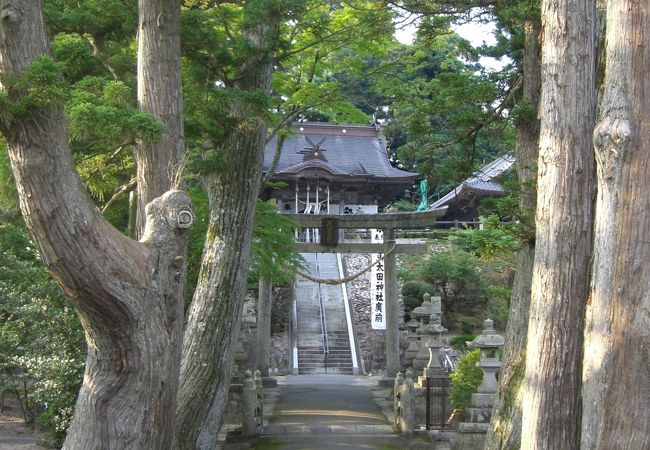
[[283, 209, 445, 380]]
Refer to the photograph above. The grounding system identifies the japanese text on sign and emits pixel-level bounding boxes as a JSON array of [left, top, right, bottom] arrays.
[[370, 229, 386, 330]]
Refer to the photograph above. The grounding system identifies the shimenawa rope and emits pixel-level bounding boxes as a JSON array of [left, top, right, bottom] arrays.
[[294, 241, 398, 285]]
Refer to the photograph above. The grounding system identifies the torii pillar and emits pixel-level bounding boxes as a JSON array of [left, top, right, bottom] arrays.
[[383, 227, 399, 378]]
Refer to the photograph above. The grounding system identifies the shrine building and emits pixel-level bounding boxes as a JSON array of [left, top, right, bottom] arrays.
[[261, 122, 419, 216]]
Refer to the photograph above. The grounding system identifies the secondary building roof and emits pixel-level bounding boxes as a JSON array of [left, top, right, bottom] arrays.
[[428, 153, 515, 221]]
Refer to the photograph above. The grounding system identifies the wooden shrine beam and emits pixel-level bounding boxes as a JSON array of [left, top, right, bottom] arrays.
[[284, 207, 447, 229], [295, 242, 427, 254]]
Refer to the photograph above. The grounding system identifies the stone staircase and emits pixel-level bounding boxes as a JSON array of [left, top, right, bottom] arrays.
[[295, 253, 354, 374]]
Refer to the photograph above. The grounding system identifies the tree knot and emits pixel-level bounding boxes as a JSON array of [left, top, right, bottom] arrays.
[[0, 4, 20, 25], [140, 190, 194, 246]]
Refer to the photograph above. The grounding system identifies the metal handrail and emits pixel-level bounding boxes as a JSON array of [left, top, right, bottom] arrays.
[[314, 253, 330, 372]]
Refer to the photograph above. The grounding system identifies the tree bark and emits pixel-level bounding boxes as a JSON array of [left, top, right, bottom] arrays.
[[135, 0, 184, 237], [582, 1, 650, 448], [0, 2, 190, 449], [485, 18, 541, 450], [174, 15, 277, 449], [520, 0, 596, 448]]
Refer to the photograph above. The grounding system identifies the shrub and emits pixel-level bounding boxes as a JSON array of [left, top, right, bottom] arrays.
[[0, 217, 85, 446], [418, 248, 488, 329], [401, 280, 436, 317], [449, 349, 482, 410], [448, 334, 476, 352]]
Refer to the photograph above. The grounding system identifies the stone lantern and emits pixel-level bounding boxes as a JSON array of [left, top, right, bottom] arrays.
[[411, 293, 434, 325], [459, 318, 505, 433], [404, 318, 421, 367], [412, 293, 435, 371], [418, 306, 447, 386]]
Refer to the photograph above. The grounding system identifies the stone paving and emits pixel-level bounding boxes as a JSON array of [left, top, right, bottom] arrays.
[[224, 374, 438, 450]]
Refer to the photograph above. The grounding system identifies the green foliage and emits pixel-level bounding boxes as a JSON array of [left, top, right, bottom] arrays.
[[449, 349, 482, 410], [0, 56, 69, 120], [401, 280, 435, 317], [448, 334, 476, 352], [449, 215, 518, 261], [0, 216, 84, 446], [52, 33, 104, 82], [65, 76, 162, 203], [418, 247, 488, 328], [251, 200, 304, 285], [0, 142, 18, 212], [392, 198, 418, 212]]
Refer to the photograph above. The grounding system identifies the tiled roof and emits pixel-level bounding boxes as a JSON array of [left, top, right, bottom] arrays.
[[264, 123, 419, 180], [429, 153, 515, 210]]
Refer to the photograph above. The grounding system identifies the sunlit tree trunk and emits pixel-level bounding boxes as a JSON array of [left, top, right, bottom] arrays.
[[0, 2, 189, 448], [174, 13, 277, 449], [485, 18, 541, 450], [520, 0, 596, 448], [135, 0, 184, 237], [581, 0, 650, 448]]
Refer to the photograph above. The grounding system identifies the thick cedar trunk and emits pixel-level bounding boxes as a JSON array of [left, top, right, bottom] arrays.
[[0, 2, 190, 448], [520, 0, 596, 448], [582, 1, 650, 448], [135, 0, 184, 237], [485, 19, 541, 450], [174, 20, 276, 448]]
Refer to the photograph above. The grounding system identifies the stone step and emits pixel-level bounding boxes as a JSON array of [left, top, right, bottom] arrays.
[[298, 367, 353, 375], [298, 357, 352, 363]]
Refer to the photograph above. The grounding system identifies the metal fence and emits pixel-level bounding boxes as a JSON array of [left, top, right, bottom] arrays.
[[425, 376, 451, 431]]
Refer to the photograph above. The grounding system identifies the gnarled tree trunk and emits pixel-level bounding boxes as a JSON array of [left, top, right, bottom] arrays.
[[582, 1, 650, 448], [0, 2, 189, 448], [520, 0, 596, 448], [485, 18, 541, 450]]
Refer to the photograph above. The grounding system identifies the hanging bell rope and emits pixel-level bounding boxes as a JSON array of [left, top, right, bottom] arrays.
[[295, 241, 398, 286]]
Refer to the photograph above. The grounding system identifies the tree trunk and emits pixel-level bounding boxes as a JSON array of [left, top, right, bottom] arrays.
[[174, 17, 276, 448], [582, 1, 650, 448], [135, 0, 184, 237], [0, 2, 190, 449], [520, 0, 596, 448], [485, 18, 541, 450]]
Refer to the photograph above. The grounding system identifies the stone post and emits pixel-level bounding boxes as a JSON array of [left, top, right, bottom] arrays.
[[242, 370, 256, 436], [254, 369, 264, 431], [401, 375, 415, 434], [393, 371, 404, 431], [384, 227, 399, 378], [393, 371, 416, 435]]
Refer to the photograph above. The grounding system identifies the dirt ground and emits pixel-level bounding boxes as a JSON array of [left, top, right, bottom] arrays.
[[0, 396, 47, 450]]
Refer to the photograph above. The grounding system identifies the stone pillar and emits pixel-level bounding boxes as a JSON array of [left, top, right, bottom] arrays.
[[256, 277, 272, 377], [384, 227, 399, 378]]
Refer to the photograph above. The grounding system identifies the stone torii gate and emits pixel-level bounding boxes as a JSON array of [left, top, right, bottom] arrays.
[[258, 209, 446, 380]]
